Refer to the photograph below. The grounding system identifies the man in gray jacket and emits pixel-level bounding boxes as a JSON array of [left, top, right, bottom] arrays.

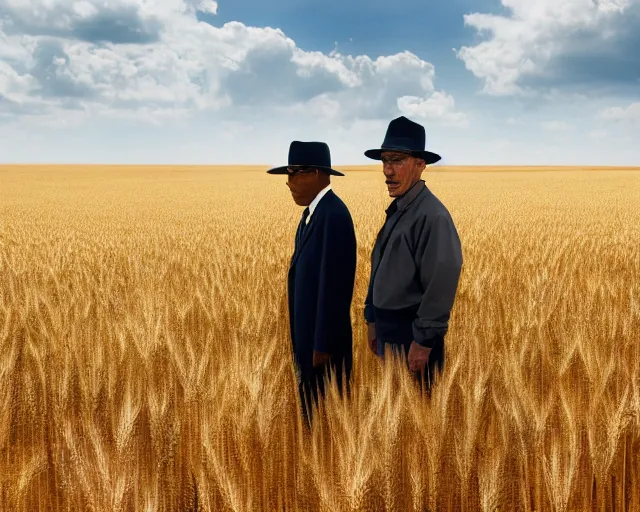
[[363, 116, 463, 391]]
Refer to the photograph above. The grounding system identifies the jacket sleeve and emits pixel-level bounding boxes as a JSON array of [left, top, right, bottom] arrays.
[[412, 212, 463, 347], [313, 210, 357, 353]]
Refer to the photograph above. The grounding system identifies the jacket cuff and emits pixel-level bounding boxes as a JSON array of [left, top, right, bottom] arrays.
[[412, 323, 445, 348], [364, 304, 376, 323]]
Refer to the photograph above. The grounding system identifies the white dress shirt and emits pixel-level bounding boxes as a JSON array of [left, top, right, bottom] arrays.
[[306, 184, 332, 224]]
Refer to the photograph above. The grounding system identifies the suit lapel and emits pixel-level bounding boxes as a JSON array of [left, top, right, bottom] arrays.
[[294, 213, 305, 251], [290, 212, 319, 268], [289, 190, 332, 269]]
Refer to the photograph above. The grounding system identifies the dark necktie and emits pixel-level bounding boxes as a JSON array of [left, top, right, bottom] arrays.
[[301, 207, 310, 233], [296, 207, 310, 248]]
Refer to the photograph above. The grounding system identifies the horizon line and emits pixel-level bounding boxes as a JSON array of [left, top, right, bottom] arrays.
[[1, 163, 639, 171]]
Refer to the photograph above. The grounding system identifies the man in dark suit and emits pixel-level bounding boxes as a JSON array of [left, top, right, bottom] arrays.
[[267, 141, 357, 426]]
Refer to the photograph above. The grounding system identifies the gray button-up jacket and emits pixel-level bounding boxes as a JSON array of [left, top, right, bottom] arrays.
[[364, 179, 463, 347]]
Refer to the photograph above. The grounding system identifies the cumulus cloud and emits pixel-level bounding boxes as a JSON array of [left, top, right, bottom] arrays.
[[0, 0, 465, 128], [597, 102, 640, 121], [455, 0, 640, 95], [397, 91, 469, 127], [0, 0, 170, 43]]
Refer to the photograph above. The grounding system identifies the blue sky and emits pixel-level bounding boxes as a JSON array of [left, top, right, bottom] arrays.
[[0, 0, 639, 165]]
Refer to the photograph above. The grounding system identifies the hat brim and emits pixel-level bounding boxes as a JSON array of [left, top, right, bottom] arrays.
[[266, 164, 345, 176], [364, 148, 441, 165]]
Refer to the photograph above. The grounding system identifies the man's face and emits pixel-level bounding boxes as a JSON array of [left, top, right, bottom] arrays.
[[381, 151, 425, 197], [286, 167, 325, 206]]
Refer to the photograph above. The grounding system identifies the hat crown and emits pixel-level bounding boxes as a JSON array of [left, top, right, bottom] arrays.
[[266, 140, 344, 175], [363, 115, 441, 164], [288, 141, 332, 168], [381, 116, 426, 153]]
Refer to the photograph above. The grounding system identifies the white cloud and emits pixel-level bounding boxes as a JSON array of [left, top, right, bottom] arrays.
[[190, 0, 218, 14], [0, 0, 466, 129], [542, 120, 572, 131], [597, 102, 640, 121], [397, 91, 469, 127], [0, 0, 167, 43], [455, 0, 640, 95]]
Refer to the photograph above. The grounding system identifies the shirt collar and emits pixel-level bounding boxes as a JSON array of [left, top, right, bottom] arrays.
[[308, 184, 332, 219]]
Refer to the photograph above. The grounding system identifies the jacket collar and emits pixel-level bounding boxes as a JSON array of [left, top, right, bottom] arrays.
[[307, 184, 332, 222], [387, 179, 426, 214]]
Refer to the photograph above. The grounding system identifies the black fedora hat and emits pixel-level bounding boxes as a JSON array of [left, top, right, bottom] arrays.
[[267, 141, 344, 176], [364, 116, 441, 165]]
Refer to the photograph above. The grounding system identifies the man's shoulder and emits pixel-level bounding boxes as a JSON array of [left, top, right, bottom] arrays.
[[322, 190, 352, 217], [415, 187, 454, 220]]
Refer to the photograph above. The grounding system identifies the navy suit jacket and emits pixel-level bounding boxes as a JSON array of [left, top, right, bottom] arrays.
[[287, 189, 357, 377]]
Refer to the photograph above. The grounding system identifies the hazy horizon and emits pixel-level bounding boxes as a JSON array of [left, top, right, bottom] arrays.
[[2, 164, 640, 170]]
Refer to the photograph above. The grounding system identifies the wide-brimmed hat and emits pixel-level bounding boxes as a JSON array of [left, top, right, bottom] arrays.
[[364, 116, 441, 165], [267, 141, 344, 176]]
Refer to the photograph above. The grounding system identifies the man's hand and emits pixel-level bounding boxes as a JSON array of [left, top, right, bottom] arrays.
[[313, 350, 331, 367], [408, 341, 431, 372], [367, 322, 378, 355]]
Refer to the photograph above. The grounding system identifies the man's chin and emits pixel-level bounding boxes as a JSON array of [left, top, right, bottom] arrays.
[[386, 183, 402, 196]]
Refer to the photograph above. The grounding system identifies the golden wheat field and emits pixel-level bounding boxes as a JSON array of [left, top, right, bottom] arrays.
[[0, 164, 639, 512]]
